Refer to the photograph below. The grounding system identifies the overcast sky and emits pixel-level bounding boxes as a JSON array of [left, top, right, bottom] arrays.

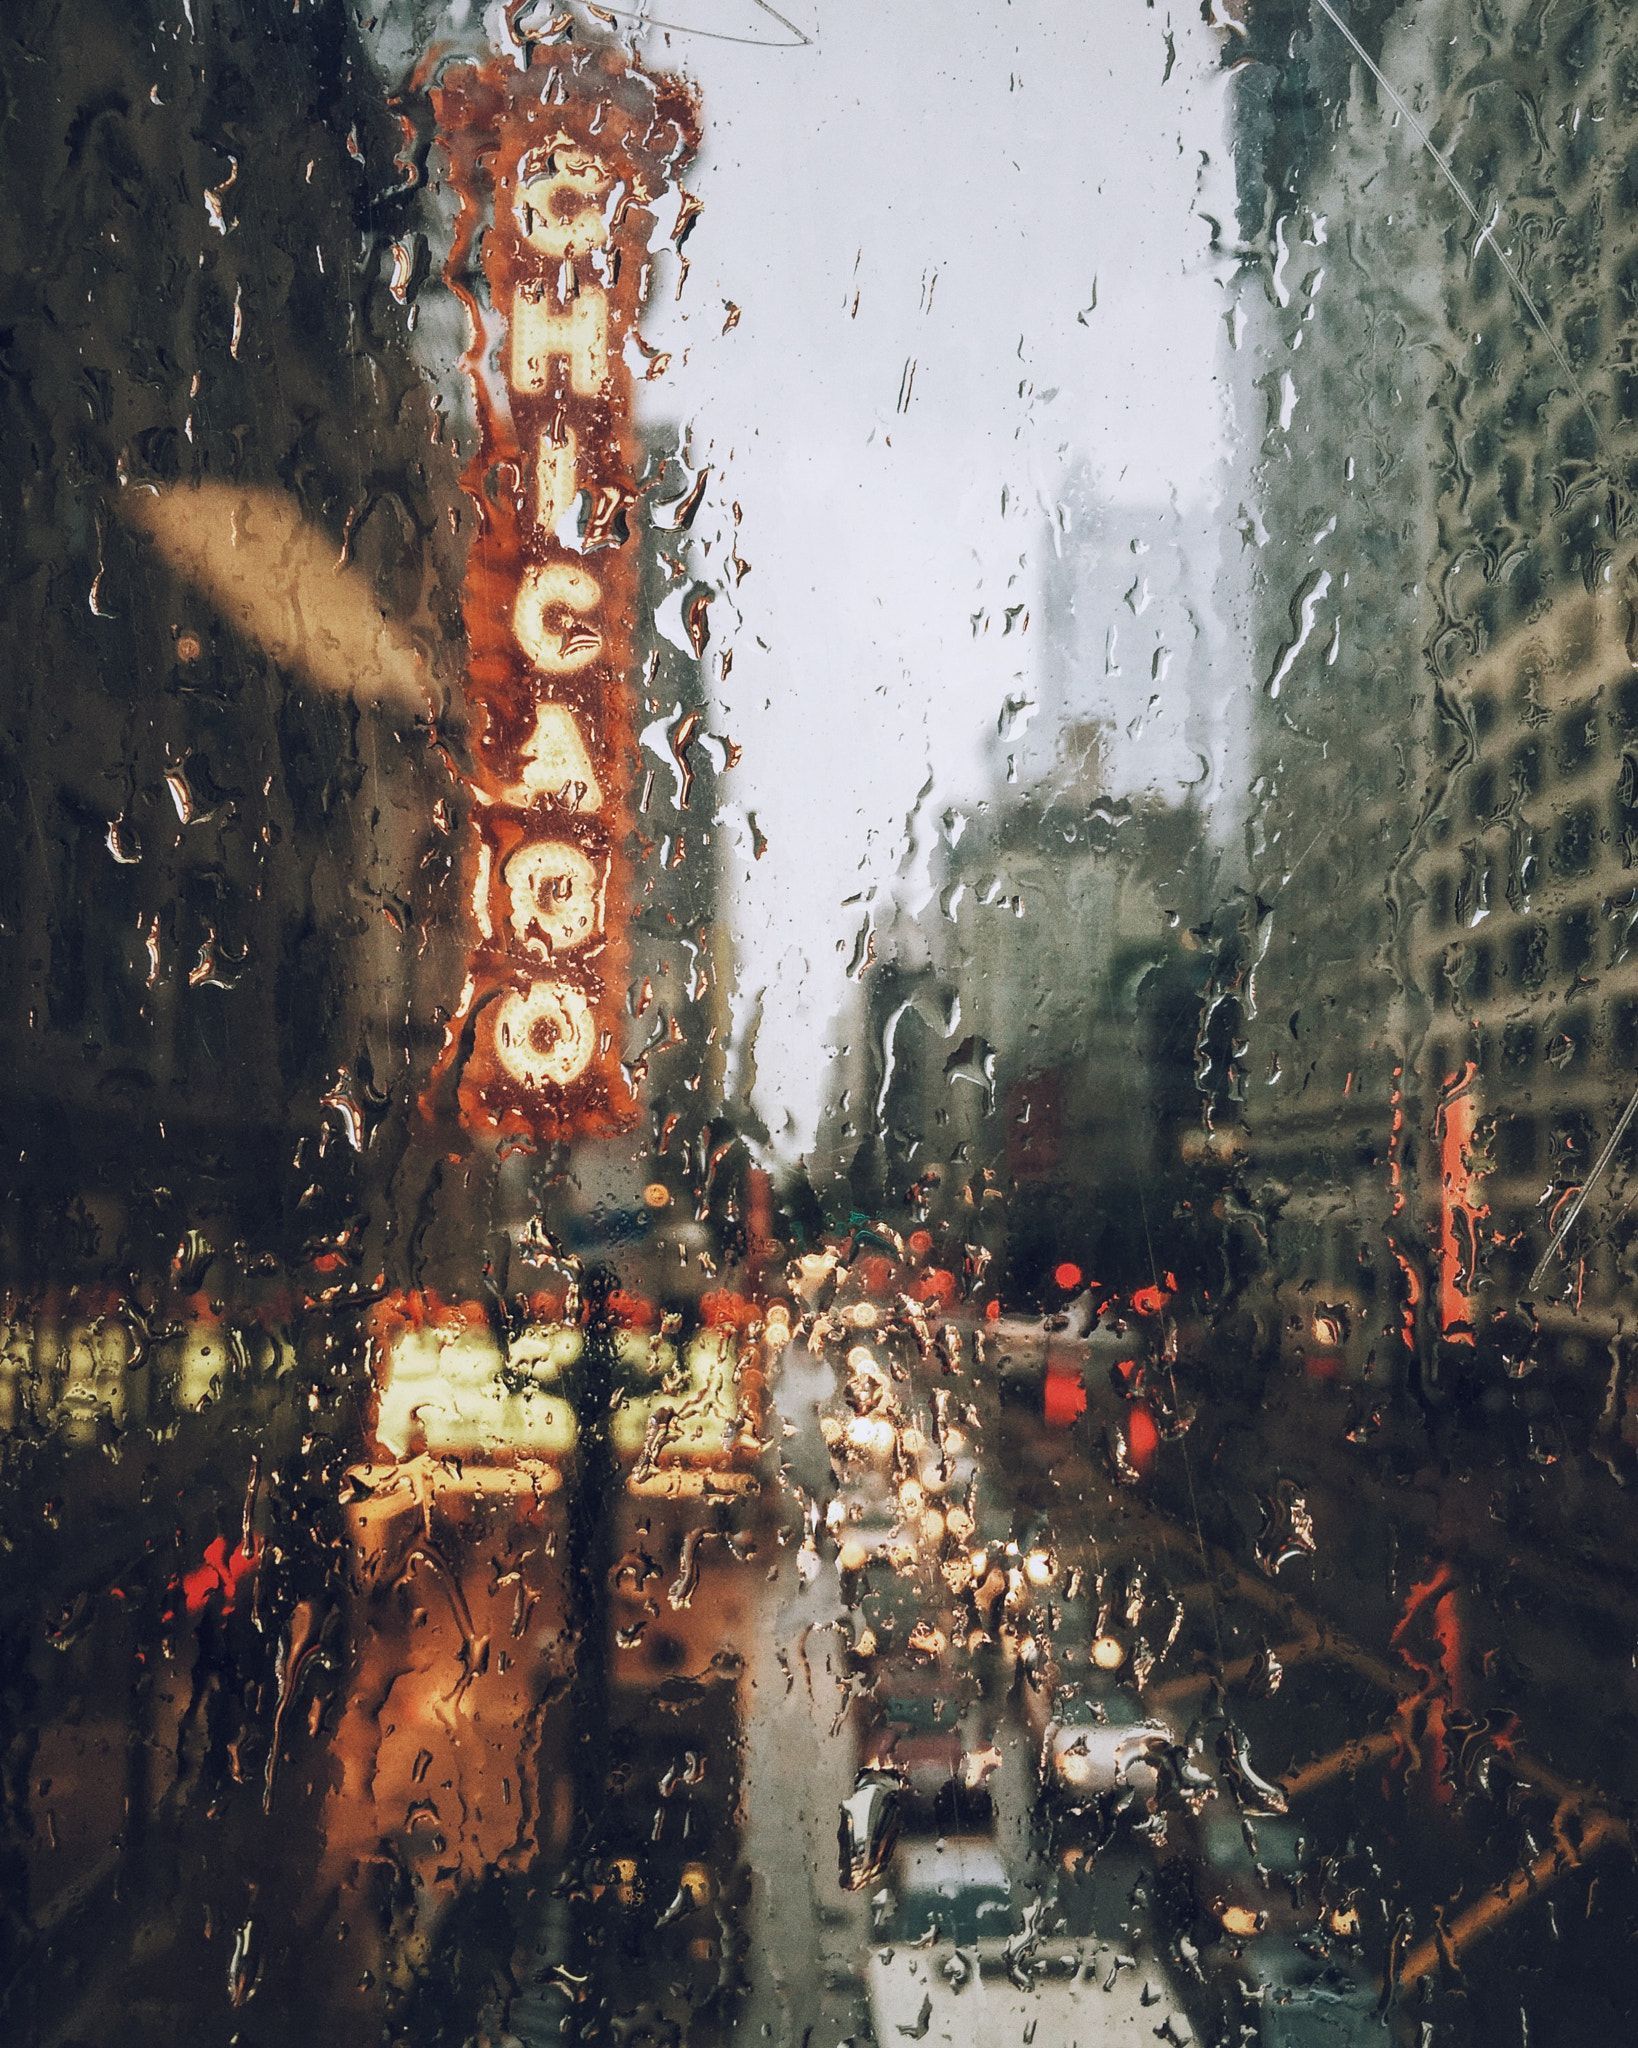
[[442, 0, 1243, 1154]]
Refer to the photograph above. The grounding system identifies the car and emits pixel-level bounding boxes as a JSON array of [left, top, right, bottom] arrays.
[[864, 1836, 1200, 2047], [847, 1568, 998, 1829], [1239, 1947, 1385, 2048], [1194, 1806, 1382, 2045], [1035, 1701, 1195, 1854], [986, 1309, 1154, 1437], [1013, 1598, 1204, 1851]]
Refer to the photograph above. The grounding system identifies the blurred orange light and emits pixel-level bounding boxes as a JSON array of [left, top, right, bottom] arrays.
[[699, 1288, 758, 1330], [1043, 1365, 1086, 1429], [607, 1288, 657, 1331], [855, 1253, 895, 1295]]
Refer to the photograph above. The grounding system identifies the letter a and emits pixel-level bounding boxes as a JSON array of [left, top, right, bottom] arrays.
[[508, 702, 603, 812]]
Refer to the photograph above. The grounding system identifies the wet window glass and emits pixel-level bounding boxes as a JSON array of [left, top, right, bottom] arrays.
[[6, 3, 1638, 2046]]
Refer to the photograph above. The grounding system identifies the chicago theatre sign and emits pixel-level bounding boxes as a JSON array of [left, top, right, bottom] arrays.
[[431, 49, 699, 1141]]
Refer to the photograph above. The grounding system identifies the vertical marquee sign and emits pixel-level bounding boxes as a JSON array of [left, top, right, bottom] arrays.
[[431, 49, 699, 1140]]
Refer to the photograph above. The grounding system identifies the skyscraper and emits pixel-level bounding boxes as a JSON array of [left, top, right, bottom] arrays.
[[1232, 0, 1638, 1447]]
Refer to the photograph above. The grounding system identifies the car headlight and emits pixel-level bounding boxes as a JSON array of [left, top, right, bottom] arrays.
[[1052, 1742, 1098, 1789]]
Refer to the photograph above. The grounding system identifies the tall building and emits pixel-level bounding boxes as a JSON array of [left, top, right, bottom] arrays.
[[1231, 0, 1638, 1446], [1031, 469, 1250, 844], [0, 0, 465, 1304], [815, 710, 1213, 1297]]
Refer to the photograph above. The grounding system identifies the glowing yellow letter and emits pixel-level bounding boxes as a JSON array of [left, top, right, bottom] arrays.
[[504, 840, 602, 957], [514, 560, 603, 675], [515, 152, 607, 263], [495, 980, 596, 1089], [507, 702, 603, 811], [512, 285, 608, 398]]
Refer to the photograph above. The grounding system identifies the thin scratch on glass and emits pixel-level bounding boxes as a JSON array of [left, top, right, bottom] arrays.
[[1312, 0, 1603, 454], [1528, 1078, 1638, 1293], [597, 0, 813, 48]]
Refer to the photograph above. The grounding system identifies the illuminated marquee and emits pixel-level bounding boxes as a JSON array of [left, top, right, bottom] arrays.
[[432, 50, 699, 1139]]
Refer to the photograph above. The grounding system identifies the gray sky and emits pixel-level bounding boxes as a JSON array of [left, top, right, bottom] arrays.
[[458, 0, 1243, 1152]]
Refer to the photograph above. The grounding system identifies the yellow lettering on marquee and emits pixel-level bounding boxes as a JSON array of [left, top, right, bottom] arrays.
[[515, 155, 607, 262], [507, 702, 604, 811], [471, 835, 495, 941], [512, 285, 608, 397], [504, 840, 601, 956], [494, 980, 597, 1088], [534, 428, 579, 537], [514, 560, 603, 675]]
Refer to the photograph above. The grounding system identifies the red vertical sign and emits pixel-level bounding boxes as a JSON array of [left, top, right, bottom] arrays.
[[430, 48, 698, 1141]]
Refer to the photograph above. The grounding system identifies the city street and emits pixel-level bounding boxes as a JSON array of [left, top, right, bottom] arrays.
[[9, 4, 1638, 2044], [4, 1277, 1638, 2048]]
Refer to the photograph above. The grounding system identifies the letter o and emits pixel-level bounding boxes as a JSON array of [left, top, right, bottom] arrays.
[[494, 981, 597, 1090]]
